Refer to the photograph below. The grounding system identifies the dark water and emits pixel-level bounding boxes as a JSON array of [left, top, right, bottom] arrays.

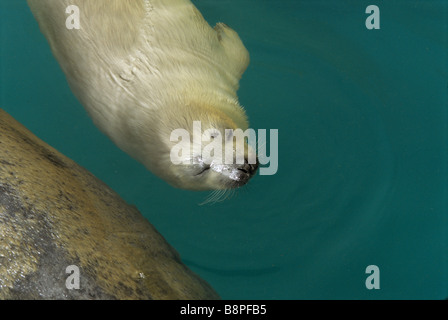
[[1, 0, 446, 299]]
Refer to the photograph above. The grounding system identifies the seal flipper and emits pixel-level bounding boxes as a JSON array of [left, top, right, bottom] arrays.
[[214, 23, 250, 82]]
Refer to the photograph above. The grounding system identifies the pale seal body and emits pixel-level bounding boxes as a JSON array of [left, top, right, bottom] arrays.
[[27, 0, 257, 190]]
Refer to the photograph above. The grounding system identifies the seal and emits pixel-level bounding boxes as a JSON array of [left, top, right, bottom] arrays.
[[27, 0, 258, 190]]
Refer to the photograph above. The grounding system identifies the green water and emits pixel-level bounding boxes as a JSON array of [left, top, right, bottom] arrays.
[[1, 0, 446, 299]]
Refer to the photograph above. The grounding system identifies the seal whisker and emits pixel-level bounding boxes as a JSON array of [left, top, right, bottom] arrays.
[[200, 188, 234, 205], [199, 190, 220, 205]]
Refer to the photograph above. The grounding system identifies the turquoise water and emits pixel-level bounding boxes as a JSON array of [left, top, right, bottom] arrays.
[[1, 0, 447, 299]]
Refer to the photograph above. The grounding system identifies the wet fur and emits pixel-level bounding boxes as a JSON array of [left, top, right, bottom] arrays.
[[27, 0, 250, 189]]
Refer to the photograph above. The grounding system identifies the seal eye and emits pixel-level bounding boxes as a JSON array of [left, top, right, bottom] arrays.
[[225, 129, 234, 141], [195, 164, 211, 176], [210, 131, 220, 139]]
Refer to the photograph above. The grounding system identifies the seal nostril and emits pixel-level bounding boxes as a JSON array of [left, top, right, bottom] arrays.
[[237, 161, 255, 175], [238, 168, 248, 174], [241, 158, 257, 173]]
